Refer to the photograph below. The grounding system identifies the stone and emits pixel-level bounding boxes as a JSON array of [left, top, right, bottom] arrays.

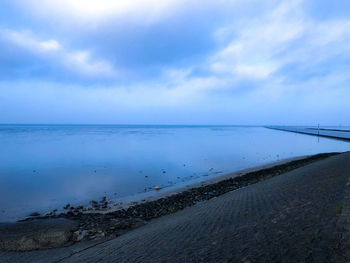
[[0, 218, 78, 251], [29, 212, 40, 217], [73, 229, 89, 242]]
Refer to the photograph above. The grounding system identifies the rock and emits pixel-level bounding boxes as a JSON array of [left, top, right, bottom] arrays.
[[90, 200, 99, 208], [29, 212, 40, 217], [0, 218, 78, 251], [64, 204, 70, 209], [73, 229, 89, 242]]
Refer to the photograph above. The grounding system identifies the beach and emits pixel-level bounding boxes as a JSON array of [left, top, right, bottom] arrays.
[[1, 151, 350, 262]]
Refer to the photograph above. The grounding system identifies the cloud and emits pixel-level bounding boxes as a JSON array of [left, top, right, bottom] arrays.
[[1, 29, 61, 53], [209, 1, 305, 80], [63, 51, 116, 77], [0, 28, 117, 80], [204, 0, 350, 92], [14, 0, 248, 26], [14, 0, 187, 26], [1, 0, 350, 124]]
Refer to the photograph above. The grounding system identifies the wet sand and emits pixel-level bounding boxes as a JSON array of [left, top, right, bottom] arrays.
[[2, 152, 350, 262]]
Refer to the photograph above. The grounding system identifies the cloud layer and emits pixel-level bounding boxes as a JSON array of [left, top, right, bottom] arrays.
[[0, 0, 350, 125]]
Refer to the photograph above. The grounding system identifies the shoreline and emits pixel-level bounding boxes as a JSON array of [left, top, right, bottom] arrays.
[[126, 154, 313, 206], [0, 152, 340, 251], [266, 126, 350, 142], [8, 155, 315, 222]]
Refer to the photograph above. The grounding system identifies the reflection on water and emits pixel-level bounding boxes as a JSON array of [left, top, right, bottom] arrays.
[[0, 125, 349, 221]]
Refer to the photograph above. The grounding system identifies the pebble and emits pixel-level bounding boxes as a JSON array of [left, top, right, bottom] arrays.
[[73, 230, 89, 242], [90, 200, 98, 206], [29, 212, 40, 217]]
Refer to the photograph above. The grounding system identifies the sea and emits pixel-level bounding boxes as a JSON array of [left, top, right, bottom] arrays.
[[0, 125, 349, 222]]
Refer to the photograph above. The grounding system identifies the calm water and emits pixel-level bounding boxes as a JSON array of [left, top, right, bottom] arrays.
[[0, 125, 349, 222]]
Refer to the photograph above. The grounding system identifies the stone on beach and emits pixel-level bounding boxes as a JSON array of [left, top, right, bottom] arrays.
[[29, 212, 40, 217], [73, 229, 89, 242]]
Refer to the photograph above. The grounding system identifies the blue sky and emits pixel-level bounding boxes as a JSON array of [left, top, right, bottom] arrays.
[[0, 0, 349, 125]]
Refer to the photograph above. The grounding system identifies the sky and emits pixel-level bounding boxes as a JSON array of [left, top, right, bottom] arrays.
[[0, 0, 349, 125]]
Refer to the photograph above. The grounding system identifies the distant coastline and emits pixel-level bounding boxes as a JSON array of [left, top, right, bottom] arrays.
[[266, 126, 350, 142]]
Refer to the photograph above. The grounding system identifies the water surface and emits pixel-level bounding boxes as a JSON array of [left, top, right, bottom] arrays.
[[0, 125, 349, 222]]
